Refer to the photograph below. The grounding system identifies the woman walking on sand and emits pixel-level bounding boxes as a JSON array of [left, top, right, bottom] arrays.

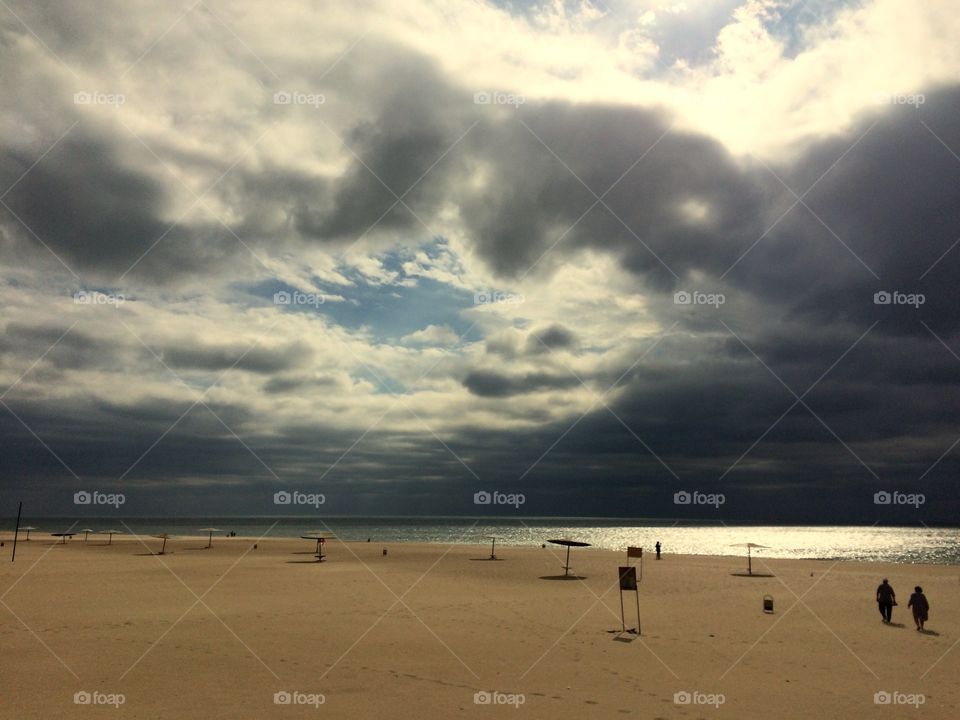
[[908, 586, 929, 631]]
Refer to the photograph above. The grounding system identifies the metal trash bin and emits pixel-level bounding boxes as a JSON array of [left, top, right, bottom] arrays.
[[763, 594, 774, 613]]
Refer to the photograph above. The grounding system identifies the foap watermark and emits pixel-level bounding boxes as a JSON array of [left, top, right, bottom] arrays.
[[674, 290, 725, 308], [274, 490, 325, 508], [875, 93, 926, 107], [874, 490, 925, 508], [674, 690, 725, 708], [874, 690, 925, 708], [474, 490, 525, 509], [74, 490, 125, 509], [273, 90, 325, 108], [74, 290, 125, 306], [474, 290, 524, 306], [473, 91, 525, 108], [474, 691, 525, 707], [274, 290, 325, 307], [273, 690, 325, 708], [874, 290, 924, 308], [74, 691, 125, 708], [74, 91, 125, 107], [674, 490, 725, 509]]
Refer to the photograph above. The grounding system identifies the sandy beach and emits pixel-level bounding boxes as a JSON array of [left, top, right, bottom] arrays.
[[1, 534, 957, 718]]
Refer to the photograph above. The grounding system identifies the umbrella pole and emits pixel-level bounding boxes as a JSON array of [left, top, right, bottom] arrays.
[[11, 501, 22, 562], [748, 547, 752, 576], [207, 531, 212, 549], [490, 538, 496, 560], [564, 545, 571, 576]]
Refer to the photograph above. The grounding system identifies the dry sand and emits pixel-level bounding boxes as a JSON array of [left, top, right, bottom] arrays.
[[0, 533, 957, 718]]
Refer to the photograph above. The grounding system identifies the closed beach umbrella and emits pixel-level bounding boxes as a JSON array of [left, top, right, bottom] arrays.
[[731, 543, 770, 576], [198, 528, 221, 549]]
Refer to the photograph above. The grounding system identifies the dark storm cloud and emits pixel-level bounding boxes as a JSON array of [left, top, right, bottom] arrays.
[[0, 132, 243, 284], [161, 341, 309, 374], [526, 324, 577, 353], [463, 369, 581, 397]]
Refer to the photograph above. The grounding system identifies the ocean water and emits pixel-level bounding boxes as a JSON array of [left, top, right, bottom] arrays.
[[16, 518, 960, 565]]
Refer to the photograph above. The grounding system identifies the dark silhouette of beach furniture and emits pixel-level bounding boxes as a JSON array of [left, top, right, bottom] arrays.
[[301, 532, 333, 562], [548, 538, 591, 577], [51, 532, 75, 545]]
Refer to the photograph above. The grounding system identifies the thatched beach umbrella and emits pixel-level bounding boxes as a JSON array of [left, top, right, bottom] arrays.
[[80, 528, 94, 542], [97, 529, 123, 545], [20, 526, 37, 541], [731, 543, 770, 576], [153, 533, 171, 555], [198, 528, 221, 549], [548, 538, 591, 577], [51, 532, 75, 545]]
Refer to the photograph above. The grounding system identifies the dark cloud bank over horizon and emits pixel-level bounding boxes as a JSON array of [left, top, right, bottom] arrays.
[[2, 49, 959, 524]]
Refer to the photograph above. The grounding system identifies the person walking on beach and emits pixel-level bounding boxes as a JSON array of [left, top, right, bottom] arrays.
[[908, 586, 929, 631], [876, 578, 896, 623], [655, 541, 661, 560]]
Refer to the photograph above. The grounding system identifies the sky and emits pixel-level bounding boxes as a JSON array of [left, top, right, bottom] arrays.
[[1, 0, 959, 522]]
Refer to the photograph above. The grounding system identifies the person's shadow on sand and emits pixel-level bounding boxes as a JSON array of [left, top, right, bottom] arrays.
[[919, 628, 940, 636], [883, 622, 907, 628]]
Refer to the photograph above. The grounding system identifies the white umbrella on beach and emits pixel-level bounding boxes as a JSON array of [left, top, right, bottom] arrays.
[[97, 529, 123, 545], [730, 543, 770, 576], [198, 528, 221, 549], [80, 528, 94, 542], [20, 526, 37, 541]]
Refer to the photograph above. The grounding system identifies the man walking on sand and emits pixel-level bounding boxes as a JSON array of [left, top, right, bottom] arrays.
[[876, 578, 896, 623]]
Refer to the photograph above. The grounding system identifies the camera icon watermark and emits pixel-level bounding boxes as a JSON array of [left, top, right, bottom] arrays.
[[473, 490, 525, 509], [673, 490, 725, 509], [73, 690, 125, 707], [873, 490, 925, 508], [273, 690, 325, 707], [273, 90, 325, 108], [473, 690, 525, 707], [674, 290, 725, 308], [474, 290, 524, 306], [74, 91, 125, 107], [473, 91, 525, 108], [874, 690, 925, 707], [73, 290, 125, 306], [873, 290, 924, 308], [74, 490, 125, 508], [273, 490, 325, 508], [273, 290, 325, 307], [673, 690, 725, 707]]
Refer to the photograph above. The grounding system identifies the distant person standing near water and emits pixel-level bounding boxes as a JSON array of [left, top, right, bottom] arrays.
[[876, 578, 896, 623], [908, 586, 929, 631], [655, 541, 661, 560]]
